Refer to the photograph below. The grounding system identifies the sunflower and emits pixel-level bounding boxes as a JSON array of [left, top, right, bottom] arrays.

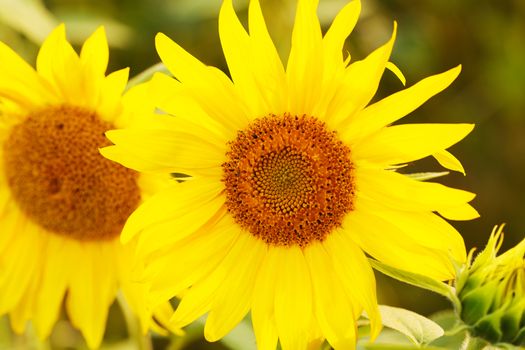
[[102, 0, 478, 348], [456, 225, 525, 346], [0, 25, 172, 348]]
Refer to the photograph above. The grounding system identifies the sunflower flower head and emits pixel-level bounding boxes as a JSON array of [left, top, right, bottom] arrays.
[[102, 0, 478, 349], [456, 226, 525, 346], [0, 25, 172, 348]]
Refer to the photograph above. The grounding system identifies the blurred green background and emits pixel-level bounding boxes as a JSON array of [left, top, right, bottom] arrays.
[[0, 0, 524, 348]]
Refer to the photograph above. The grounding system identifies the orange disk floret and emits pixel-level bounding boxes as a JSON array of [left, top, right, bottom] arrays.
[[4, 105, 140, 241], [222, 114, 355, 247]]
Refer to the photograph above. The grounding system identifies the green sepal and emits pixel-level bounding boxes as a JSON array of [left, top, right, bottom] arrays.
[[511, 327, 525, 346], [499, 299, 524, 343], [460, 280, 498, 325], [457, 273, 484, 296], [126, 62, 170, 90], [473, 307, 505, 344], [405, 172, 449, 181], [369, 259, 460, 309]]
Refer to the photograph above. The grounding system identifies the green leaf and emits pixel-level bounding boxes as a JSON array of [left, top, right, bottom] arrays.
[[0, 316, 12, 349], [369, 259, 460, 310], [0, 0, 57, 44], [171, 315, 257, 350], [405, 172, 450, 181], [363, 345, 448, 350], [430, 310, 468, 337], [376, 305, 445, 345], [429, 311, 468, 349], [220, 317, 257, 350]]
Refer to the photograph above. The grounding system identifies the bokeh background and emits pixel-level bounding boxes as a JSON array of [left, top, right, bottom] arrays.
[[0, 0, 524, 348]]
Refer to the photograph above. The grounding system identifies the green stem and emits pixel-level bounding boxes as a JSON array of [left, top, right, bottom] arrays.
[[167, 317, 206, 350], [117, 293, 152, 350], [320, 342, 333, 350], [126, 62, 169, 90], [1, 316, 52, 350], [461, 333, 488, 350], [0, 316, 12, 349]]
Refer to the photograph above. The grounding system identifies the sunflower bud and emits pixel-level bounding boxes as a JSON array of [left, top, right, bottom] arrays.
[[455, 225, 525, 346]]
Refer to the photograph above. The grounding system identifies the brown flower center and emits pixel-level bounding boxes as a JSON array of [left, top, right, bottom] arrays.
[[3, 105, 141, 241], [222, 114, 355, 247]]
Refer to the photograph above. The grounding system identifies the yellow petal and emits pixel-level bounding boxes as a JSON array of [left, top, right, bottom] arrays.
[[323, 231, 381, 340], [100, 144, 175, 174], [66, 243, 118, 349], [79, 26, 109, 109], [155, 33, 250, 129], [8, 229, 44, 334], [169, 280, 217, 329], [36, 24, 83, 104], [356, 168, 475, 212], [0, 221, 40, 314], [312, 0, 361, 121], [205, 233, 266, 341], [115, 244, 153, 334], [97, 68, 129, 124], [147, 214, 239, 304], [121, 81, 155, 122], [325, 23, 397, 129], [219, 0, 263, 115], [36, 24, 66, 79], [65, 246, 96, 348], [120, 178, 223, 243], [0, 41, 54, 108], [273, 246, 313, 350], [155, 32, 206, 85], [149, 71, 235, 143], [248, 0, 287, 115], [353, 123, 474, 165], [356, 201, 466, 262], [433, 149, 466, 175], [0, 41, 38, 80], [169, 232, 250, 329], [103, 128, 225, 175], [10, 271, 40, 334], [252, 248, 279, 350], [438, 203, 480, 221], [0, 207, 17, 258], [287, 0, 323, 115], [323, 0, 360, 74], [304, 243, 358, 349], [385, 61, 406, 85], [346, 210, 457, 280], [341, 65, 461, 143], [80, 26, 109, 77], [150, 302, 181, 336], [33, 236, 71, 339], [135, 194, 225, 259]]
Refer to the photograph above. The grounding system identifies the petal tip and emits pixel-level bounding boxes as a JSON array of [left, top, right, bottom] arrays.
[[447, 64, 462, 81], [155, 32, 171, 49], [120, 214, 140, 243], [462, 123, 475, 136], [203, 322, 221, 343], [93, 25, 106, 37], [103, 129, 119, 143], [98, 145, 120, 164]]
